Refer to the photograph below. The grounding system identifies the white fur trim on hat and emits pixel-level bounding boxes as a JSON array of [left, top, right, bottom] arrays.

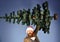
[[26, 26, 34, 33]]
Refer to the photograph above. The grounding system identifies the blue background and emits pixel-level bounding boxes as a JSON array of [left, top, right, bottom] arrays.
[[0, 0, 60, 42]]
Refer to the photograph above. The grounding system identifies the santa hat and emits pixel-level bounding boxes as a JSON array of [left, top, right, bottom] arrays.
[[26, 26, 34, 34]]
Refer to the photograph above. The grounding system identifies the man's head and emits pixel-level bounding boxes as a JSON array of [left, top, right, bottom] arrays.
[[26, 26, 34, 36]]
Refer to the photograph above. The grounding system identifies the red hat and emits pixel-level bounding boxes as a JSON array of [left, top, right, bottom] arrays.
[[26, 26, 34, 34]]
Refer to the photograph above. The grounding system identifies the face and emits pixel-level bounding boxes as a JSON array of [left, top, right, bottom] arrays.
[[27, 30, 34, 36]]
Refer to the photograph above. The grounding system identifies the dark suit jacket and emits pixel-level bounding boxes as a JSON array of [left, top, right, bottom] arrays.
[[24, 25, 40, 42]]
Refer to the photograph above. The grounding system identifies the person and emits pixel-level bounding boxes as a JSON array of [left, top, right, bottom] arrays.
[[24, 25, 40, 42]]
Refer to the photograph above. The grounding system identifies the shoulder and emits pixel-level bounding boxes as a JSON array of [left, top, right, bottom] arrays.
[[24, 37, 31, 42]]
